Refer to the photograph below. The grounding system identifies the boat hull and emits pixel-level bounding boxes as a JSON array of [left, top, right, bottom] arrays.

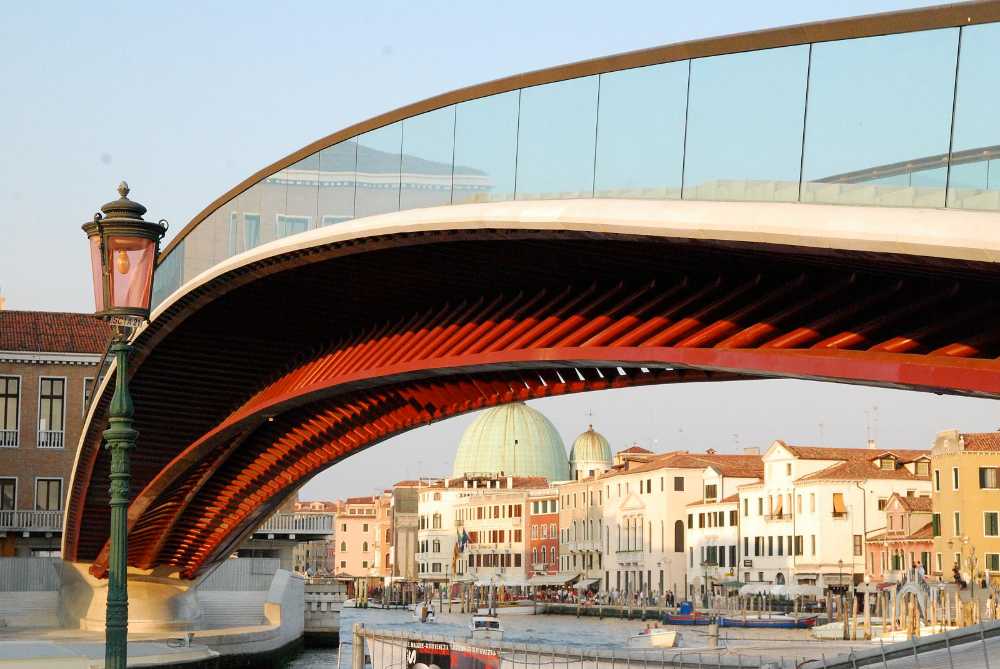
[[719, 616, 817, 629], [663, 614, 711, 626]]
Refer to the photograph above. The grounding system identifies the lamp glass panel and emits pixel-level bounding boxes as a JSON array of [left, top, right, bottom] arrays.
[[88, 235, 105, 313], [106, 235, 156, 311]]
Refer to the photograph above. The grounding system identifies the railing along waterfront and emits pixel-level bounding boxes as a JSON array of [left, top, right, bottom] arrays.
[[347, 619, 1000, 669], [254, 513, 334, 535], [150, 6, 1000, 309], [0, 509, 63, 532]]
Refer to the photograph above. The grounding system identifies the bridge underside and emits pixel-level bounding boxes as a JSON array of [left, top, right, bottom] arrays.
[[65, 223, 1000, 579]]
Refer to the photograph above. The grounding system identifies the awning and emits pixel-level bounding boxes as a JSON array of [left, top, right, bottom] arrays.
[[739, 583, 769, 596], [773, 495, 783, 515], [787, 584, 822, 597], [832, 493, 846, 515], [475, 575, 529, 587], [529, 574, 572, 586], [575, 578, 601, 590]]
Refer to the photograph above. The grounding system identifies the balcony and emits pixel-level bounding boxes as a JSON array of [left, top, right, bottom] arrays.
[[0, 509, 63, 532], [0, 429, 17, 447], [832, 511, 849, 519], [254, 513, 334, 536], [766, 513, 792, 521], [37, 430, 64, 449]]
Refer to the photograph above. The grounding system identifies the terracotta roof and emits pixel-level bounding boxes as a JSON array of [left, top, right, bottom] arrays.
[[779, 442, 929, 463], [868, 521, 934, 543], [600, 451, 763, 480], [686, 493, 742, 507], [961, 432, 1000, 452], [393, 480, 422, 487], [0, 310, 110, 354], [345, 496, 376, 504], [894, 495, 933, 512], [795, 460, 929, 482], [619, 446, 652, 454]]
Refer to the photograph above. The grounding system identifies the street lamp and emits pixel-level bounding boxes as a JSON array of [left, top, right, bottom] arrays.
[[82, 182, 167, 669]]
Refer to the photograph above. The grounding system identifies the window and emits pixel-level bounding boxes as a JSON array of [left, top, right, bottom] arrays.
[[954, 511, 961, 535], [0, 478, 14, 510], [934, 469, 941, 491], [244, 213, 261, 249], [987, 554, 1000, 572], [432, 513, 441, 529], [362, 541, 368, 552], [931, 513, 941, 537], [82, 378, 94, 417], [729, 510, 738, 526], [227, 212, 239, 256], [879, 457, 896, 471], [704, 484, 718, 501], [809, 493, 816, 512], [687, 514, 693, 529], [674, 520, 684, 552], [362, 561, 368, 569], [916, 461, 930, 477], [37, 378, 65, 448], [757, 498, 763, 515], [275, 214, 310, 238], [786, 463, 792, 476], [34, 479, 61, 511], [340, 560, 346, 569], [832, 493, 847, 518], [985, 512, 999, 538], [878, 498, 888, 511], [0, 377, 18, 447], [362, 523, 369, 532], [980, 468, 999, 490], [936, 553, 942, 574], [341, 523, 346, 532], [811, 535, 816, 555], [673, 477, 684, 491], [952, 467, 960, 490], [796, 495, 802, 514], [853, 534, 862, 557], [432, 539, 441, 553], [743, 498, 748, 516]]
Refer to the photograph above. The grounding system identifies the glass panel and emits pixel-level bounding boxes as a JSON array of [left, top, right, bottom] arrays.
[[684, 45, 809, 202], [516, 76, 599, 200], [595, 63, 688, 199], [182, 208, 225, 283], [802, 29, 958, 208], [281, 156, 319, 235], [948, 23, 1000, 211], [152, 240, 184, 308], [355, 122, 402, 218], [453, 91, 518, 204], [318, 141, 357, 225], [401, 106, 455, 209]]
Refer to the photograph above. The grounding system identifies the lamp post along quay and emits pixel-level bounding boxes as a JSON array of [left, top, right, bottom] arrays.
[[82, 182, 167, 669]]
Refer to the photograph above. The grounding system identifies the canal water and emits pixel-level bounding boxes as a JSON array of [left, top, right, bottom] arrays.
[[287, 606, 822, 668]]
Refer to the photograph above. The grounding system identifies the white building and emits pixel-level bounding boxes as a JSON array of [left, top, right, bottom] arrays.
[[685, 493, 742, 601], [594, 450, 763, 597], [737, 440, 932, 591]]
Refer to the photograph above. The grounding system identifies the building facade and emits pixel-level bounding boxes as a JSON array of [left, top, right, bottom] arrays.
[[334, 496, 378, 576], [865, 492, 934, 584], [0, 311, 108, 557], [686, 493, 741, 600], [527, 488, 560, 577], [390, 481, 420, 580], [738, 441, 931, 591], [931, 430, 1000, 585]]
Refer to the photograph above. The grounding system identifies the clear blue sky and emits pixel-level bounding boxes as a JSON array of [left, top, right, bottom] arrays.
[[7, 0, 991, 501]]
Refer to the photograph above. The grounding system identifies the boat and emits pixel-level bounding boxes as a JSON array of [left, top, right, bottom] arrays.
[[719, 615, 817, 629], [414, 601, 437, 623], [470, 614, 504, 640], [342, 598, 357, 608], [663, 612, 711, 625], [663, 601, 711, 625], [627, 627, 679, 648]]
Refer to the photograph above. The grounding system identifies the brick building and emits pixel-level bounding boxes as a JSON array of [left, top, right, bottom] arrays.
[[527, 488, 559, 577], [0, 310, 110, 557]]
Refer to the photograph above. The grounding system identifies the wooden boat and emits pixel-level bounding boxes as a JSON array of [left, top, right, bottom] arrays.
[[719, 615, 817, 629], [662, 612, 711, 625], [627, 628, 678, 648]]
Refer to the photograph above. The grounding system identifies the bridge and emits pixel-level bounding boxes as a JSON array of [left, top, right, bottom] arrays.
[[58, 2, 1000, 629]]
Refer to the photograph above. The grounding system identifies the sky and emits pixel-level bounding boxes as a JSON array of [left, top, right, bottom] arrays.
[[4, 0, 990, 499]]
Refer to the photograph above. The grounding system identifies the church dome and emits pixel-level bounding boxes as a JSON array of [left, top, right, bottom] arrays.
[[570, 425, 612, 465], [452, 402, 569, 482]]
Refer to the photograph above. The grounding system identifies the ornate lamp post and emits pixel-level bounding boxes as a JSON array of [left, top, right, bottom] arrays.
[[82, 183, 167, 669]]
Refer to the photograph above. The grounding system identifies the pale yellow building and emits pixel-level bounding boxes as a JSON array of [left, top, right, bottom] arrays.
[[931, 430, 1000, 585]]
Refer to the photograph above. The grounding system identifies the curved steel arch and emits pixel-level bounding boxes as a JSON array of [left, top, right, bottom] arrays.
[[65, 200, 1000, 578]]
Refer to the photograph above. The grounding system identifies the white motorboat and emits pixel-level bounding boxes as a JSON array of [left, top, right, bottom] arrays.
[[470, 614, 503, 640], [414, 601, 437, 623], [342, 598, 357, 608], [627, 627, 678, 648]]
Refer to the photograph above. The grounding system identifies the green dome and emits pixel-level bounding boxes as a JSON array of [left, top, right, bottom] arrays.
[[570, 425, 612, 468], [452, 402, 569, 481]]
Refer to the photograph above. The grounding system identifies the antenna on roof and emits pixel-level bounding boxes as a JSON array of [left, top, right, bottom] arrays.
[[819, 422, 825, 443]]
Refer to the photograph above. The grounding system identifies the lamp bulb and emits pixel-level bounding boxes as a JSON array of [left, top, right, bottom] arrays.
[[115, 249, 130, 274]]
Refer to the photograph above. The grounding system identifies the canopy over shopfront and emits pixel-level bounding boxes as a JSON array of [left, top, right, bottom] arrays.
[[575, 578, 601, 590], [529, 573, 573, 586]]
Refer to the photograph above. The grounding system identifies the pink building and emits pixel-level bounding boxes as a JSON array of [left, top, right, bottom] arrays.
[[334, 496, 378, 576], [527, 489, 559, 577], [865, 492, 934, 584]]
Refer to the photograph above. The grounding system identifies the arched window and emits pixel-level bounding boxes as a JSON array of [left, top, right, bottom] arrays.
[[532, 548, 538, 564], [674, 520, 684, 552], [541, 546, 547, 563], [386, 529, 392, 543], [362, 541, 368, 552], [432, 513, 442, 529], [340, 541, 347, 552], [776, 572, 786, 585]]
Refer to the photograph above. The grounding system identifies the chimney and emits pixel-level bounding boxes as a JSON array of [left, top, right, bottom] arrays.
[[867, 439, 876, 450], [743, 447, 760, 455]]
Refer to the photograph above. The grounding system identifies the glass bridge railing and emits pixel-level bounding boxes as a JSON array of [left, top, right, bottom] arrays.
[[151, 21, 1000, 308]]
